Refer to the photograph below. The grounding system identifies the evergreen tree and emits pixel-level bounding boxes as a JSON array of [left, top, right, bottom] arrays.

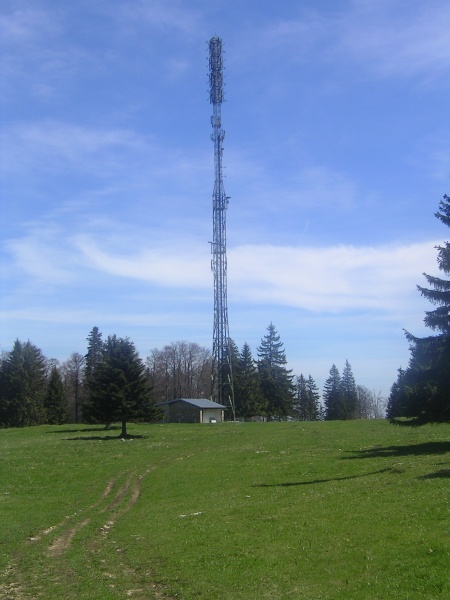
[[257, 323, 294, 419], [305, 375, 321, 421], [417, 195, 450, 334], [295, 374, 321, 421], [340, 359, 358, 419], [225, 339, 240, 418], [390, 195, 450, 424], [84, 326, 104, 392], [323, 364, 343, 420], [45, 366, 68, 424], [386, 368, 408, 419], [234, 342, 266, 419], [84, 335, 160, 436], [294, 374, 308, 420], [0, 340, 46, 427]]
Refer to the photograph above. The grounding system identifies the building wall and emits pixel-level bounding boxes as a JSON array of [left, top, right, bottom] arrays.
[[167, 402, 199, 423], [200, 409, 224, 423]]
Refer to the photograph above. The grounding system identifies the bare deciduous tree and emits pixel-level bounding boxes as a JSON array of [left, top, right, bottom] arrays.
[[357, 385, 387, 419], [61, 352, 85, 423], [147, 342, 212, 403]]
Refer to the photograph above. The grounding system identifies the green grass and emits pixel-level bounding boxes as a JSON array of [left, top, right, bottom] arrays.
[[1, 420, 449, 599]]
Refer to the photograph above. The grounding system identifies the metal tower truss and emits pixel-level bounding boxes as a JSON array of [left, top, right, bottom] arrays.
[[208, 36, 235, 419]]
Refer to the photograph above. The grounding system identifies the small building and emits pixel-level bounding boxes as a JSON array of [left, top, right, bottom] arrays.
[[156, 398, 226, 424]]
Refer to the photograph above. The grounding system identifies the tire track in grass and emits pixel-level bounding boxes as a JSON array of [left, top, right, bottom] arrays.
[[3, 467, 172, 599], [46, 470, 145, 553], [0, 475, 129, 598]]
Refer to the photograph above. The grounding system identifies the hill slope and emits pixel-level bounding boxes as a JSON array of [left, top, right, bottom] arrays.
[[1, 420, 449, 599]]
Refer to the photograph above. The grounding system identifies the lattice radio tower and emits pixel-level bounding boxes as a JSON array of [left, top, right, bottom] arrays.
[[208, 36, 235, 418]]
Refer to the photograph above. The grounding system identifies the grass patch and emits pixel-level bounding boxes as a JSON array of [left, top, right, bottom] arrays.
[[1, 420, 449, 598]]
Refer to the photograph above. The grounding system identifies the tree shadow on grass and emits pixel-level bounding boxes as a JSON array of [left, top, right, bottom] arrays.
[[253, 468, 392, 488], [342, 441, 450, 460], [418, 468, 450, 479], [48, 426, 121, 434], [63, 433, 148, 441]]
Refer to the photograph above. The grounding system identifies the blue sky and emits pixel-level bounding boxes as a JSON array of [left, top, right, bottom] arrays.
[[1, 0, 449, 397]]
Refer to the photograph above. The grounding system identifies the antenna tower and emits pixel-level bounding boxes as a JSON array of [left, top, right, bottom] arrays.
[[208, 36, 235, 418]]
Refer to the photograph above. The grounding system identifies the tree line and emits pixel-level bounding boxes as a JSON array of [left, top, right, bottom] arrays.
[[3, 195, 447, 429], [1, 321, 385, 430]]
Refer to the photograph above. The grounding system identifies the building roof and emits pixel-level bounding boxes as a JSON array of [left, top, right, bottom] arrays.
[[156, 398, 226, 409]]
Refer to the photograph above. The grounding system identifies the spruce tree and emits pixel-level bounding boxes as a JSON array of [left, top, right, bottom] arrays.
[[389, 195, 450, 423], [0, 340, 47, 427], [294, 374, 308, 420], [295, 374, 321, 421], [417, 195, 450, 333], [257, 323, 294, 419], [305, 375, 321, 421], [340, 359, 358, 419], [323, 364, 343, 420], [45, 366, 68, 424], [234, 342, 266, 419], [84, 326, 104, 391], [85, 335, 159, 436]]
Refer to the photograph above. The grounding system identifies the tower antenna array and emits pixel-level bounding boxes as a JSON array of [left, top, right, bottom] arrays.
[[208, 36, 235, 418]]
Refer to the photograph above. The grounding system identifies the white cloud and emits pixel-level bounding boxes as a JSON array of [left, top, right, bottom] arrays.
[[0, 121, 149, 177], [256, 1, 450, 82], [5, 227, 78, 283], [228, 242, 439, 314], [0, 6, 60, 43], [0, 307, 188, 327], [119, 0, 203, 35], [0, 120, 211, 191], [7, 222, 437, 317], [341, 1, 450, 80], [75, 236, 209, 287]]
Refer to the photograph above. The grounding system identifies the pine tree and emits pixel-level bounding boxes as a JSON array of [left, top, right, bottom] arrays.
[[45, 366, 68, 424], [305, 375, 321, 421], [85, 335, 160, 436], [84, 326, 104, 390], [323, 364, 343, 420], [390, 195, 450, 424], [417, 195, 450, 333], [294, 374, 308, 420], [257, 323, 294, 419], [386, 368, 408, 419], [0, 340, 46, 427], [225, 339, 240, 417], [234, 342, 266, 419], [295, 374, 321, 421], [340, 359, 358, 419]]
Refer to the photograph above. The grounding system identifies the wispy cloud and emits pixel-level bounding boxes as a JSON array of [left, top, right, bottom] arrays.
[[75, 236, 209, 287], [228, 241, 438, 314], [0, 5, 87, 101], [0, 5, 61, 43], [255, 1, 450, 83], [5, 229, 77, 283], [341, 1, 450, 80], [4, 216, 439, 317], [0, 121, 149, 177], [118, 0, 204, 36]]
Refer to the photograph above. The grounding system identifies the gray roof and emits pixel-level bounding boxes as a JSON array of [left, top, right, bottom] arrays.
[[156, 398, 226, 409]]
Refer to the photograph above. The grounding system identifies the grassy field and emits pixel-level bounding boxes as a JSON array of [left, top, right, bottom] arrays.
[[1, 419, 449, 599]]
